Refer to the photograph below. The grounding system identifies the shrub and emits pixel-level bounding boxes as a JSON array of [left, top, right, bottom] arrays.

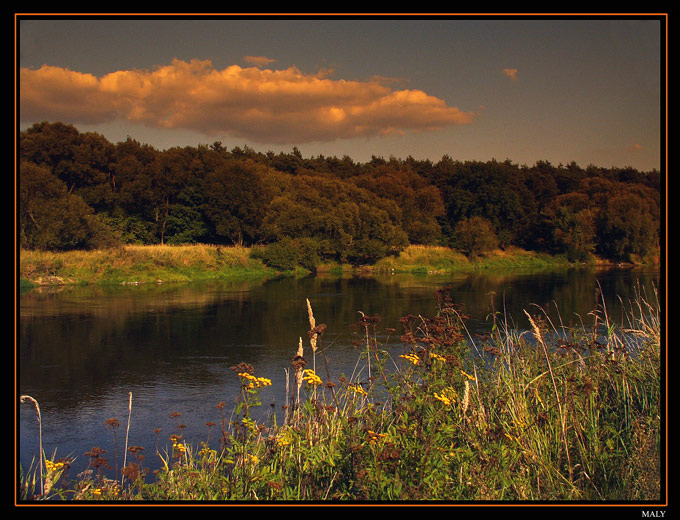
[[452, 216, 499, 258], [256, 237, 320, 272]]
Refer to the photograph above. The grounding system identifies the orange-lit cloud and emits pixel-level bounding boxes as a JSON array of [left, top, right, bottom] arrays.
[[244, 55, 277, 67], [20, 59, 476, 144], [503, 68, 518, 81]]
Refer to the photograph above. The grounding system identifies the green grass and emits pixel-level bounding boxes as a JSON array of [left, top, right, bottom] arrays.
[[19, 286, 661, 502], [19, 244, 274, 286]]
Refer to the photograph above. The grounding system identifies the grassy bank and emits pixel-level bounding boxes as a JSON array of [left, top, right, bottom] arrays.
[[19, 244, 274, 287], [19, 288, 661, 502], [19, 244, 579, 288], [371, 244, 574, 274]]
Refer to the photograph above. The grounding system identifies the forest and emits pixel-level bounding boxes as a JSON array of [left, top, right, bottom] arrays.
[[18, 121, 662, 269]]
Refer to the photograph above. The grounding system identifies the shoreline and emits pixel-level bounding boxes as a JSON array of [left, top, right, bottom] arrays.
[[19, 243, 654, 288]]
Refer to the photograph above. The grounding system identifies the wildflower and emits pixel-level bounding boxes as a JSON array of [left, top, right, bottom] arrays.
[[348, 384, 367, 396], [121, 463, 141, 481], [433, 386, 457, 406], [238, 372, 272, 389], [172, 437, 187, 454], [104, 417, 120, 430], [367, 430, 388, 444], [276, 428, 294, 447], [400, 353, 420, 365], [430, 352, 447, 362], [93, 488, 102, 496], [199, 445, 217, 459], [44, 459, 65, 473], [302, 369, 322, 386], [461, 370, 476, 381], [433, 392, 452, 406]]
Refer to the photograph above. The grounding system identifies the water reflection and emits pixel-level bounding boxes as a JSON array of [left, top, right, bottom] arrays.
[[18, 267, 660, 478]]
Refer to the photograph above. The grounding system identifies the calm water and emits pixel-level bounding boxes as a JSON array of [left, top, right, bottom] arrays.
[[18, 267, 660, 478]]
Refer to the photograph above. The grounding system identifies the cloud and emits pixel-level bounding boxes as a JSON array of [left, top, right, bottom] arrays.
[[243, 55, 277, 68], [502, 68, 518, 81], [19, 58, 476, 144]]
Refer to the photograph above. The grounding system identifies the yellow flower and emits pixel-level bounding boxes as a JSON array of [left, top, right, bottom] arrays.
[[461, 370, 476, 381], [93, 488, 102, 496], [348, 384, 367, 396], [433, 386, 457, 406], [400, 353, 420, 365], [45, 459, 65, 473], [276, 428, 294, 447], [430, 352, 447, 362], [433, 392, 452, 406], [199, 445, 217, 459], [238, 372, 272, 388], [302, 369, 322, 386]]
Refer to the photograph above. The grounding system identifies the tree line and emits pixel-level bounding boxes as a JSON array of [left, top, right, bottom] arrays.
[[19, 121, 661, 267]]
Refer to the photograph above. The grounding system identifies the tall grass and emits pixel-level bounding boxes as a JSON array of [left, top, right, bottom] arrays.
[[19, 244, 271, 286], [373, 245, 572, 274], [18, 287, 661, 502]]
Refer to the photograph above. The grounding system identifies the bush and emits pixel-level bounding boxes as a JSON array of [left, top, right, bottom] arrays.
[[452, 216, 499, 258], [255, 237, 320, 272], [343, 238, 396, 266]]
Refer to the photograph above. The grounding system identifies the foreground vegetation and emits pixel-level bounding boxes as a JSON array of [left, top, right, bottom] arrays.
[[19, 287, 661, 502]]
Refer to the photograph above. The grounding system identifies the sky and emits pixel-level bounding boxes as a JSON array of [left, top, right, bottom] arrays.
[[17, 15, 664, 172]]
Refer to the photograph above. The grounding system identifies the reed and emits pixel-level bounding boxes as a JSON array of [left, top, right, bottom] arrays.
[[19, 395, 43, 497]]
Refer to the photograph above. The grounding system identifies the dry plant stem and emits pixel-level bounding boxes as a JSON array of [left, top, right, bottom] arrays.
[[524, 310, 573, 483], [357, 311, 372, 379], [20, 395, 43, 496], [295, 337, 304, 408], [122, 392, 132, 482], [307, 298, 317, 371], [284, 368, 290, 426]]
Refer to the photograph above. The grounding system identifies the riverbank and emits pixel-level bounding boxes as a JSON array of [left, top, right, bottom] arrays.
[[19, 244, 272, 288], [19, 243, 626, 288]]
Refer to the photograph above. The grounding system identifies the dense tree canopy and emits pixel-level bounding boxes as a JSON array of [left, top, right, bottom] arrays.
[[18, 122, 662, 266]]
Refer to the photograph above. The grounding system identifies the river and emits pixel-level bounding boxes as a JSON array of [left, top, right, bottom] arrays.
[[18, 266, 660, 480]]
